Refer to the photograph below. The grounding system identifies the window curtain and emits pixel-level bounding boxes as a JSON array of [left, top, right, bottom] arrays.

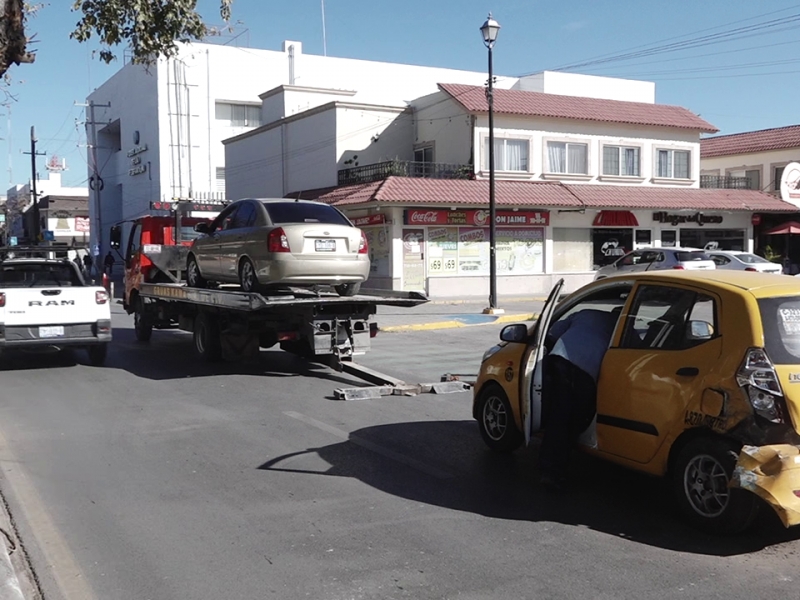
[[506, 140, 526, 170], [624, 148, 640, 176], [567, 144, 588, 174], [548, 142, 566, 173], [603, 146, 619, 175], [658, 150, 672, 178]]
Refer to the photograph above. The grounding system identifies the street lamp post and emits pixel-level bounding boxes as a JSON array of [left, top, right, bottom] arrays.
[[481, 14, 501, 313]]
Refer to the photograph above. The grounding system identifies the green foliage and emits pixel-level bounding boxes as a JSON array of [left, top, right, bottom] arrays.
[[70, 0, 233, 65], [763, 245, 783, 263]]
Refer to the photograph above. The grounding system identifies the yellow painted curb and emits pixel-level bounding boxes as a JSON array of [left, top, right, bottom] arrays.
[[379, 313, 537, 332]]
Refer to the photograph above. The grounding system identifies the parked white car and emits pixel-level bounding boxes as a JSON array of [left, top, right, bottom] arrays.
[[0, 254, 112, 365], [707, 250, 783, 274], [594, 247, 716, 280]]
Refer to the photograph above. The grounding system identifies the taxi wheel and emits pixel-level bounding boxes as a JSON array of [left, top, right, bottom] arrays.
[[672, 438, 759, 534], [477, 384, 523, 453]]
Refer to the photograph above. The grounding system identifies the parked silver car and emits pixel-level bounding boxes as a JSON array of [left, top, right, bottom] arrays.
[[707, 250, 783, 274], [186, 199, 370, 296], [594, 247, 716, 280]]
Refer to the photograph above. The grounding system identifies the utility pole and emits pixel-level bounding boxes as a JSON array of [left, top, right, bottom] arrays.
[[23, 126, 46, 244], [78, 100, 111, 257]]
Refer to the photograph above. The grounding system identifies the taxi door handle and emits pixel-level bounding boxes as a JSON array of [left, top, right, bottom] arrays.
[[676, 367, 699, 377]]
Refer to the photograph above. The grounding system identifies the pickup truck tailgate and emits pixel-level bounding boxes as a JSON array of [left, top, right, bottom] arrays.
[[2, 288, 107, 326]]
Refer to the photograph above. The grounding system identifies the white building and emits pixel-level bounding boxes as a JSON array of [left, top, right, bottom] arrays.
[[5, 172, 88, 243]]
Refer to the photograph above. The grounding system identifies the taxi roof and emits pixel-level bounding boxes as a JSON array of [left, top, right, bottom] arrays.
[[607, 270, 800, 299]]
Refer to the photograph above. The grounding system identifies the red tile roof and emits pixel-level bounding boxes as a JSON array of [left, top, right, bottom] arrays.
[[701, 124, 800, 158], [295, 177, 794, 212], [438, 83, 718, 133]]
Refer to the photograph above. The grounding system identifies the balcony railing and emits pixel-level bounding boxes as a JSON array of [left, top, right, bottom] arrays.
[[338, 160, 473, 186], [700, 175, 752, 189]]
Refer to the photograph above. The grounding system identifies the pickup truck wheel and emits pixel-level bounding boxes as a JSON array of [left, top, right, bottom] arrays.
[[194, 313, 222, 362], [335, 282, 361, 297], [672, 437, 759, 534], [476, 383, 523, 453], [134, 297, 153, 342], [187, 256, 207, 288], [87, 344, 108, 367]]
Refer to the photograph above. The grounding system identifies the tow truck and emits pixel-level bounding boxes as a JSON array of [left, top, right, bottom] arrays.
[[111, 201, 468, 399]]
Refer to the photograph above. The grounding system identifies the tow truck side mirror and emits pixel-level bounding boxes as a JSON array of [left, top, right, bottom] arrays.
[[110, 225, 122, 249], [194, 222, 210, 234]]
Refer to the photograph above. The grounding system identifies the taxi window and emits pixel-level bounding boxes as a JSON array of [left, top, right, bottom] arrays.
[[621, 285, 717, 350], [758, 297, 800, 364]]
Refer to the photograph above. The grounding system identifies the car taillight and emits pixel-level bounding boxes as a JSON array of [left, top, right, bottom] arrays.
[[672, 265, 685, 270], [736, 347, 785, 423], [96, 290, 109, 304], [0, 292, 5, 307], [358, 232, 368, 254], [745, 267, 757, 272], [268, 228, 290, 253]]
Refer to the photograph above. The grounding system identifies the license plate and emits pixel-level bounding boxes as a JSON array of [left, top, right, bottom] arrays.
[[39, 326, 65, 338], [315, 239, 336, 252]]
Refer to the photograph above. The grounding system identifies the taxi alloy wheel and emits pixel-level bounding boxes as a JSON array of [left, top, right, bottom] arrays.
[[477, 384, 523, 453], [673, 437, 759, 534]]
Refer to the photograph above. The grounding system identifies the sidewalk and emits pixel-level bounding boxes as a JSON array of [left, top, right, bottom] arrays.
[[375, 295, 546, 332]]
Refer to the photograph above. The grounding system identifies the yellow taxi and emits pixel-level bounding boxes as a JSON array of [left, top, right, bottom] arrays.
[[474, 270, 800, 533]]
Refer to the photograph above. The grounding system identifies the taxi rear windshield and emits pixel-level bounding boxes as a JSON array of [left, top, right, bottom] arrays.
[[758, 297, 800, 364]]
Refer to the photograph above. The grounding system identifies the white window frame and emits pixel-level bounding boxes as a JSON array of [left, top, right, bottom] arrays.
[[653, 148, 693, 182], [600, 144, 644, 180], [542, 137, 593, 181], [482, 136, 530, 173], [214, 102, 262, 128]]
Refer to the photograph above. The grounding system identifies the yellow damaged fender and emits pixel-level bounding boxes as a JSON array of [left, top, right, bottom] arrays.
[[731, 445, 800, 528]]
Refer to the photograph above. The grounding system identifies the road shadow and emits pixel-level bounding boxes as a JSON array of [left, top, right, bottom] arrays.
[[258, 419, 800, 557], [0, 347, 82, 370]]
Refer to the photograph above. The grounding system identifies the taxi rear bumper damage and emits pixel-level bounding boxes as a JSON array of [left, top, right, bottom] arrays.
[[732, 444, 800, 528]]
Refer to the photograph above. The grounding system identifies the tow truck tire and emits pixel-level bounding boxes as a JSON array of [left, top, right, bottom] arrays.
[[672, 437, 759, 534], [194, 313, 222, 362], [335, 282, 361, 297], [476, 383, 523, 453], [87, 344, 108, 367], [133, 297, 153, 342], [186, 255, 207, 289]]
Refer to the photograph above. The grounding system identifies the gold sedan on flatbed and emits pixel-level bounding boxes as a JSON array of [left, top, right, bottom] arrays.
[[474, 270, 800, 533]]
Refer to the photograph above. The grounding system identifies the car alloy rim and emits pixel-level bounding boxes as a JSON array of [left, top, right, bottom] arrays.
[[684, 453, 729, 518], [188, 260, 198, 285], [483, 394, 507, 441], [242, 261, 254, 290]]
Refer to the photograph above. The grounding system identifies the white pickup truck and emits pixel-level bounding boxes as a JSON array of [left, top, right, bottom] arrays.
[[0, 256, 112, 365]]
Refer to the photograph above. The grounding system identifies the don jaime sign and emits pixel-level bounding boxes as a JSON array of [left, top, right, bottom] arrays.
[[404, 208, 549, 227]]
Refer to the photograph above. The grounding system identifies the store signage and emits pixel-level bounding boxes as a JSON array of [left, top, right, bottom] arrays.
[[752, 214, 762, 226], [780, 162, 800, 209], [652, 211, 723, 226], [405, 209, 549, 227], [128, 143, 148, 176], [353, 214, 386, 226], [75, 217, 90, 232]]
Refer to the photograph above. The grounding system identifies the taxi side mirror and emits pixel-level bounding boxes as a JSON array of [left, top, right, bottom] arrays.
[[194, 222, 210, 234], [500, 323, 528, 343], [687, 320, 714, 341], [109, 225, 122, 249]]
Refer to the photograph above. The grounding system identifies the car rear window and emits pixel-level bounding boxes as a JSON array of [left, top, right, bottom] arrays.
[[675, 251, 712, 262], [263, 202, 351, 226], [758, 297, 800, 364], [737, 253, 771, 264], [0, 263, 82, 288]]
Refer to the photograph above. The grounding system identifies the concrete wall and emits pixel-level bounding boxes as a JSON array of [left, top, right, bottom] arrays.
[[413, 93, 473, 167], [514, 71, 656, 104], [701, 147, 800, 193]]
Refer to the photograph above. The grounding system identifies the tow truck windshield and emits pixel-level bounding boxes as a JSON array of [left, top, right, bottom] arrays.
[[0, 263, 83, 287]]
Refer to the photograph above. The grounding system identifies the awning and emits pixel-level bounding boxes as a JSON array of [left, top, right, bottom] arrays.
[[765, 221, 800, 235], [592, 210, 639, 227]]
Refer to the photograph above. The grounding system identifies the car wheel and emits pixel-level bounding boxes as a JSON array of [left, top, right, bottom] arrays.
[[335, 282, 361, 297], [186, 255, 206, 288], [133, 296, 153, 342], [87, 344, 108, 367], [239, 258, 259, 293], [672, 437, 759, 534], [476, 383, 523, 453], [193, 312, 222, 362]]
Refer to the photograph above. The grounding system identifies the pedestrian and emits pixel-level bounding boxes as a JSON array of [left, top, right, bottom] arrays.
[[83, 253, 94, 278], [73, 253, 84, 276], [538, 307, 620, 490], [104, 251, 115, 276]]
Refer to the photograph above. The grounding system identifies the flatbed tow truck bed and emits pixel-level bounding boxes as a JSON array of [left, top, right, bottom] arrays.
[[133, 283, 469, 399]]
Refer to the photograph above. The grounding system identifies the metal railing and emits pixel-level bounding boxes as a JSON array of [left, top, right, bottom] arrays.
[[700, 175, 752, 189], [338, 160, 473, 186]]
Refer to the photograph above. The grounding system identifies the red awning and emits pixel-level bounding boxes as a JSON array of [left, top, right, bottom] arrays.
[[765, 221, 800, 235], [592, 210, 639, 227]]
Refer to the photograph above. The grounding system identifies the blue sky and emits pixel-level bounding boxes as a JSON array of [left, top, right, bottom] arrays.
[[3, 0, 800, 189]]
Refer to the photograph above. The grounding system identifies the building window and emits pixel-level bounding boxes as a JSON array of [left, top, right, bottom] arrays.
[[775, 166, 786, 191], [215, 167, 226, 193], [746, 169, 761, 191], [215, 102, 261, 127], [547, 141, 588, 174], [657, 149, 691, 179], [603, 146, 640, 176], [414, 147, 433, 163], [484, 138, 528, 171]]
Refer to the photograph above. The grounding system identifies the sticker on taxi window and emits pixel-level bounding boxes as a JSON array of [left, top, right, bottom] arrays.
[[779, 308, 800, 335]]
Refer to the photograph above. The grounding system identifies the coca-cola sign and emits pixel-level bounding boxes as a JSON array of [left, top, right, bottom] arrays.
[[404, 209, 549, 226]]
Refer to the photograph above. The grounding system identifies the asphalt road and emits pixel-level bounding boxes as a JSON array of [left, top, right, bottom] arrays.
[[1, 306, 800, 600]]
